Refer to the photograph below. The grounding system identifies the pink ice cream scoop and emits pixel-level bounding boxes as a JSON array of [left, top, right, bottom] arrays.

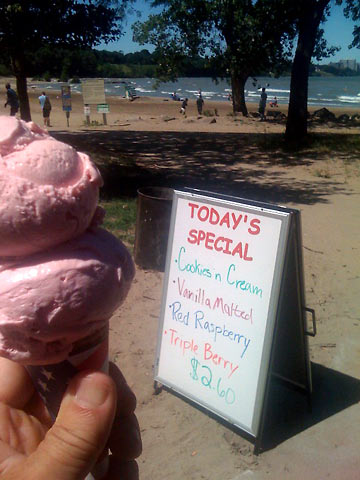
[[0, 116, 135, 480], [0, 116, 103, 257], [0, 228, 135, 365]]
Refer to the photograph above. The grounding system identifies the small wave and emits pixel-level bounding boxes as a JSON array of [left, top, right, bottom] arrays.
[[308, 101, 340, 107], [135, 87, 154, 93], [338, 95, 360, 103], [266, 88, 290, 93], [309, 97, 333, 102]]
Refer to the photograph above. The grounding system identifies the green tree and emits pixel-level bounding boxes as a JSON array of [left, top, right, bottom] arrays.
[[125, 49, 156, 64], [0, 0, 133, 120], [286, 1, 334, 141], [133, 0, 298, 115], [285, 0, 360, 141]]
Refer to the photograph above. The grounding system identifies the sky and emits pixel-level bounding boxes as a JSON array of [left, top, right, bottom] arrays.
[[99, 1, 360, 63]]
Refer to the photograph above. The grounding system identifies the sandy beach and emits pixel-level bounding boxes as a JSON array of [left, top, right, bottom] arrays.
[[2, 78, 360, 134], [1, 79, 360, 480]]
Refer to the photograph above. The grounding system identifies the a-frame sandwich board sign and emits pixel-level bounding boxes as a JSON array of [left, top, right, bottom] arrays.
[[154, 188, 315, 453]]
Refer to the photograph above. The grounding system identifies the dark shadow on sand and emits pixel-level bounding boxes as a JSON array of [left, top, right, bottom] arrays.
[[261, 362, 360, 451], [52, 130, 356, 205], [50, 129, 360, 450]]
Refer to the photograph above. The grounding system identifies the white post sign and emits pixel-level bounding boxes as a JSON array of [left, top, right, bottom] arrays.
[[155, 190, 292, 438]]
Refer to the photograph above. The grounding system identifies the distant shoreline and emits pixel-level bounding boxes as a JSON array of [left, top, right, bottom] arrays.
[[1, 77, 359, 135], [5, 75, 358, 109]]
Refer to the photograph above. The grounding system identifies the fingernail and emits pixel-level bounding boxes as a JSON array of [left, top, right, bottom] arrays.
[[75, 374, 110, 408]]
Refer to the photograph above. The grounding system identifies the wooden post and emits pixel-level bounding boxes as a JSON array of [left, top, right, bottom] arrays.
[[84, 104, 90, 126]]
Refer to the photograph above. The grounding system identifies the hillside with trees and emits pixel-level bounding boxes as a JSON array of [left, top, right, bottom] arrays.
[[0, 45, 359, 82], [0, 46, 227, 81]]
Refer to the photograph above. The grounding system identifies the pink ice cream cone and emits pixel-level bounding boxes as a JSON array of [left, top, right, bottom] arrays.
[[25, 326, 109, 419], [0, 117, 136, 480], [26, 326, 110, 480]]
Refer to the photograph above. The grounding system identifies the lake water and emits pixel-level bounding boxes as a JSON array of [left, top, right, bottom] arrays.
[[34, 75, 360, 109]]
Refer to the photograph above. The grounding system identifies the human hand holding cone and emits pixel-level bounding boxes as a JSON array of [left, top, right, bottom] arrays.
[[26, 327, 110, 479], [0, 117, 135, 479]]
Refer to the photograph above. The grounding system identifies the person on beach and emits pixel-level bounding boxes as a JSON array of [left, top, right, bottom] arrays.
[[4, 83, 19, 116], [39, 91, 52, 127], [258, 87, 267, 121], [180, 98, 188, 114], [196, 94, 204, 115], [269, 96, 278, 107]]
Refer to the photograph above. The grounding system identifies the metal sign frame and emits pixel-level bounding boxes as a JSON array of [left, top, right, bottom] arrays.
[[154, 188, 313, 452]]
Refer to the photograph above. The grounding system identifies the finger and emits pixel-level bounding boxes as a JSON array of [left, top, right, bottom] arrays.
[[107, 457, 139, 480], [0, 358, 52, 427], [24, 391, 53, 429], [108, 363, 142, 459], [108, 413, 142, 461], [0, 403, 46, 470], [109, 362, 136, 415], [0, 358, 34, 409], [26, 371, 116, 480]]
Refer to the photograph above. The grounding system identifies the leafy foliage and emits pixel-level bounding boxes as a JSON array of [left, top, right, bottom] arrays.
[[133, 1, 301, 113], [0, 1, 130, 52], [344, 0, 360, 47], [0, 0, 134, 119]]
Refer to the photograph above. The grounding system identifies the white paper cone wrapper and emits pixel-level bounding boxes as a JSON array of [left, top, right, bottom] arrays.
[[26, 329, 109, 480]]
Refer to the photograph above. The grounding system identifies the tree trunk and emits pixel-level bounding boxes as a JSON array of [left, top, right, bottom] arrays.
[[231, 72, 248, 116], [285, 0, 330, 142], [11, 51, 31, 121], [16, 75, 31, 121]]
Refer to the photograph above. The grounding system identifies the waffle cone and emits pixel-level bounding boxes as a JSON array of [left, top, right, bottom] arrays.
[[25, 325, 109, 480]]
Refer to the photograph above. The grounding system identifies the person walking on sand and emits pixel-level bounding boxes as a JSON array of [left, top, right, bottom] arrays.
[[196, 94, 204, 115], [258, 87, 267, 121], [180, 97, 188, 115], [39, 91, 52, 127], [4, 83, 19, 116]]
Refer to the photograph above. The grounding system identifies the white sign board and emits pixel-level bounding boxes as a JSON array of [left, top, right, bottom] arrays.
[[81, 79, 106, 105], [155, 190, 292, 437]]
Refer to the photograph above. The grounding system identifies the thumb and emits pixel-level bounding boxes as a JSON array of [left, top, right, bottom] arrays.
[[29, 371, 116, 480]]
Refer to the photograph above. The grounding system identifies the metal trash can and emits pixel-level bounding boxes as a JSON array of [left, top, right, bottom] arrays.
[[134, 187, 173, 271]]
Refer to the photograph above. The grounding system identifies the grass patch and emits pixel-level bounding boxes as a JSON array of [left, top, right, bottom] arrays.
[[254, 132, 360, 156], [100, 197, 137, 250], [83, 120, 103, 127], [305, 133, 360, 154]]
